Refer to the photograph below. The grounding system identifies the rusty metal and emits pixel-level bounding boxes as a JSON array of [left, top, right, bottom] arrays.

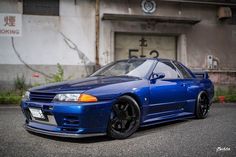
[[102, 13, 201, 25], [95, 0, 100, 66]]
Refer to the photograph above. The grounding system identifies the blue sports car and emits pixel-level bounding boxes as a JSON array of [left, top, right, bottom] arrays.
[[21, 58, 214, 139]]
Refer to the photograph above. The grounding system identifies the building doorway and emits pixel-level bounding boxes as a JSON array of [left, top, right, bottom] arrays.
[[115, 33, 177, 61]]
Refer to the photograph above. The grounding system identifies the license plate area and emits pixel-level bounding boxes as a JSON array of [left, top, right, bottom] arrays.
[[28, 107, 57, 125], [29, 107, 45, 120]]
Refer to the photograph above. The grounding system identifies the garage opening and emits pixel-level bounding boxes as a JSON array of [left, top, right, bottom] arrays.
[[115, 33, 177, 61]]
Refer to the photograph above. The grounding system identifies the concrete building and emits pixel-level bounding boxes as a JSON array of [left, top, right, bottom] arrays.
[[0, 0, 236, 89]]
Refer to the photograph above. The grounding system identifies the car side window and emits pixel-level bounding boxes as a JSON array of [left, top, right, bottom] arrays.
[[173, 61, 192, 79], [153, 61, 181, 79]]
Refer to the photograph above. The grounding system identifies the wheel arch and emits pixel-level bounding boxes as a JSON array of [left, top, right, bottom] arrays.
[[198, 90, 210, 102], [120, 93, 142, 109]]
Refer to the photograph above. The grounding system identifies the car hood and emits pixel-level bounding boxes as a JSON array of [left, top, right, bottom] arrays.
[[30, 76, 141, 93]]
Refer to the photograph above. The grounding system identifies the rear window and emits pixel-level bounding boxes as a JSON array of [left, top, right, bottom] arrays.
[[173, 61, 192, 79]]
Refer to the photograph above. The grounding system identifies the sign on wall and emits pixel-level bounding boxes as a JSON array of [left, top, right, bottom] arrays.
[[0, 13, 22, 37], [141, 0, 157, 14]]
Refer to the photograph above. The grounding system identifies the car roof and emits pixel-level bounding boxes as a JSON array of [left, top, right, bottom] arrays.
[[116, 58, 176, 62]]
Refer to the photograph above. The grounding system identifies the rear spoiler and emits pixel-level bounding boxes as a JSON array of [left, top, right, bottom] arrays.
[[193, 72, 209, 79]]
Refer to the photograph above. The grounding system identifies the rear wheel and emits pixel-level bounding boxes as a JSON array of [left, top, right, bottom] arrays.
[[107, 95, 140, 139], [196, 91, 210, 119]]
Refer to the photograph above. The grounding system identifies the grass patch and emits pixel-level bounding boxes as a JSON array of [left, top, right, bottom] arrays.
[[0, 65, 73, 105], [0, 92, 22, 105], [214, 86, 236, 103]]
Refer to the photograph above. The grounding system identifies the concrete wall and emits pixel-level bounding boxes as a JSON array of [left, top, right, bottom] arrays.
[[0, 0, 236, 89], [99, 1, 236, 70], [0, 64, 94, 90], [99, 0, 236, 85], [0, 0, 96, 65], [0, 0, 96, 89]]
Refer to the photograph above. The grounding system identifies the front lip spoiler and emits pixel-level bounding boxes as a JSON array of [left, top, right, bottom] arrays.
[[24, 125, 106, 138]]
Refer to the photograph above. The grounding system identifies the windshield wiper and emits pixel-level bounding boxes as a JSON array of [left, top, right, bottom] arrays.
[[92, 74, 106, 77], [117, 75, 141, 79]]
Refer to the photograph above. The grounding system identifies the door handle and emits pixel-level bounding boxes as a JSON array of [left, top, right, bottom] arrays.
[[181, 83, 186, 87]]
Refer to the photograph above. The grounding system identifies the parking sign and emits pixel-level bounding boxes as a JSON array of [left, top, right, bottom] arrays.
[[0, 13, 22, 37]]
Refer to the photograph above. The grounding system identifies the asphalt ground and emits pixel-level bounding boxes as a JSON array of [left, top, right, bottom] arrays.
[[0, 103, 235, 157]]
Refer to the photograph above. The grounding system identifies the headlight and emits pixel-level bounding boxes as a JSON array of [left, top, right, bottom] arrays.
[[53, 94, 81, 102], [22, 91, 30, 100], [53, 93, 98, 103]]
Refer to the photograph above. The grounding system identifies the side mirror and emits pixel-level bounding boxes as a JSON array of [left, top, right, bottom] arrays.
[[150, 72, 165, 83]]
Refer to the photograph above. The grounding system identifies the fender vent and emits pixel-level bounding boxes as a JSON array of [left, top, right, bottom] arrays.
[[62, 116, 80, 128]]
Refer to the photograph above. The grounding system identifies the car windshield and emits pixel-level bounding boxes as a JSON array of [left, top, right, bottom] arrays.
[[91, 59, 155, 78]]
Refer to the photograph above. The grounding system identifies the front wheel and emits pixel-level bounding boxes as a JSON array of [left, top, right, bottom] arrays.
[[107, 95, 140, 139], [195, 91, 210, 119]]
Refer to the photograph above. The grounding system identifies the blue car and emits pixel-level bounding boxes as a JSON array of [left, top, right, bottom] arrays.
[[21, 58, 214, 139]]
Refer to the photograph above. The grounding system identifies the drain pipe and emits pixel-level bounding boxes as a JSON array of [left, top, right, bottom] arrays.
[[95, 0, 100, 69]]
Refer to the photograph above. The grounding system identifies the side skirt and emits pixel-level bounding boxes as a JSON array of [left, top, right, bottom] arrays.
[[140, 114, 195, 127]]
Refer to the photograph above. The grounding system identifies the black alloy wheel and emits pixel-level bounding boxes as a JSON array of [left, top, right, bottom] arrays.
[[107, 95, 140, 139], [196, 91, 210, 119]]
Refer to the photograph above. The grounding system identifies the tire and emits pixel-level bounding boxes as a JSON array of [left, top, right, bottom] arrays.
[[107, 95, 141, 139], [195, 91, 210, 119]]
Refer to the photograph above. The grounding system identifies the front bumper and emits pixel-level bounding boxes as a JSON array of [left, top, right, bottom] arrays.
[[24, 124, 106, 138], [21, 100, 114, 138]]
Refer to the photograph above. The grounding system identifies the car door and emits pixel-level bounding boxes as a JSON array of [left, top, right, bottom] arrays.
[[172, 61, 197, 114], [147, 61, 188, 121]]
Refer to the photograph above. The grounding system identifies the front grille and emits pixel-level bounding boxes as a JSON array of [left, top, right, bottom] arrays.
[[30, 92, 56, 102]]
